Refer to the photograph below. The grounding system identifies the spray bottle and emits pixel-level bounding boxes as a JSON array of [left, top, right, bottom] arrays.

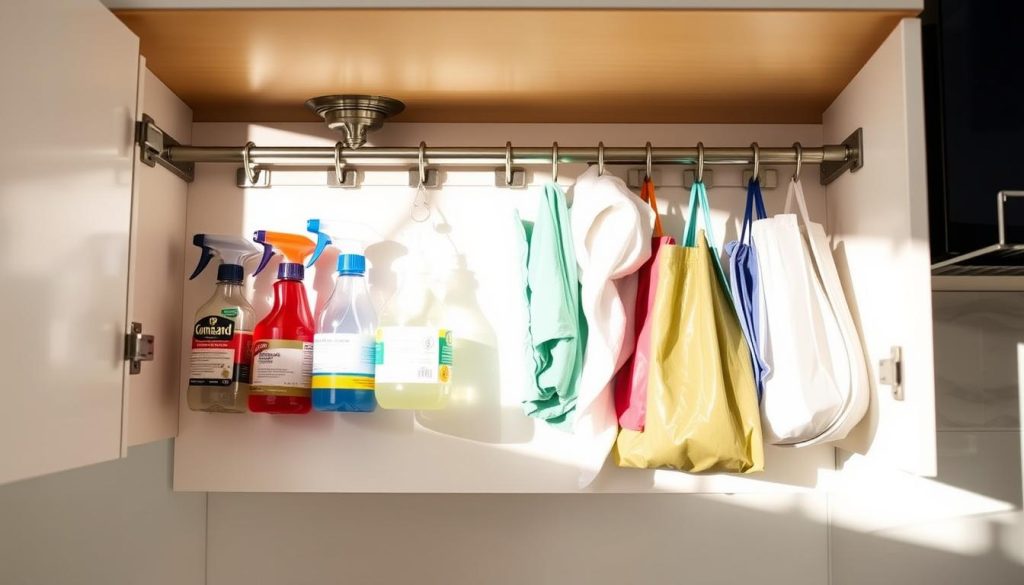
[[307, 219, 378, 412], [249, 230, 317, 414], [186, 234, 262, 413]]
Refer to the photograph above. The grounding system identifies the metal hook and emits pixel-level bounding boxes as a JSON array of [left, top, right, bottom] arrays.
[[645, 141, 653, 180], [242, 141, 260, 185], [597, 141, 605, 176], [696, 141, 705, 183], [751, 142, 760, 182], [418, 141, 427, 186], [551, 142, 559, 183], [334, 142, 345, 184], [505, 141, 513, 186], [793, 142, 803, 181]]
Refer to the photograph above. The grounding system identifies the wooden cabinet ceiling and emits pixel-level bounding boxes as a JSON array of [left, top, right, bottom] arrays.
[[115, 9, 913, 123]]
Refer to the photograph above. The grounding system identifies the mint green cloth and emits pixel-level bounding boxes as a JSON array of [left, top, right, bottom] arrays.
[[520, 182, 587, 427]]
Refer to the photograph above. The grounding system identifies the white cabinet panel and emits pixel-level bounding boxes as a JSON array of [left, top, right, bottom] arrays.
[[824, 19, 937, 476], [126, 66, 192, 446], [0, 0, 140, 484]]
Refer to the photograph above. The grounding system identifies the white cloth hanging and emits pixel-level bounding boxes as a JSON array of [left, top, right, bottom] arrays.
[[570, 165, 654, 487]]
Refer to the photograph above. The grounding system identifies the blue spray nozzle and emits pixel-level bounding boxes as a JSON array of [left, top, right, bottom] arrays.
[[189, 234, 262, 282], [305, 219, 380, 269], [306, 218, 331, 267]]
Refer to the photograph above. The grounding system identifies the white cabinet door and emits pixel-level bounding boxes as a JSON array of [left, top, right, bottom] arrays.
[[0, 0, 140, 484], [824, 18, 937, 476], [125, 66, 192, 447]]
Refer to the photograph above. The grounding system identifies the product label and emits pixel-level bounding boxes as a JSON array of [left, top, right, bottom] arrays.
[[251, 339, 313, 396], [312, 333, 376, 391], [374, 327, 453, 384], [188, 315, 252, 387], [221, 308, 239, 318]]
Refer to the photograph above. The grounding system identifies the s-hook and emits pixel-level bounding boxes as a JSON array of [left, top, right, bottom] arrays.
[[505, 141, 514, 186], [334, 142, 345, 183], [417, 140, 427, 186], [242, 141, 260, 185], [551, 142, 559, 183], [793, 142, 803, 181], [696, 141, 705, 183], [412, 141, 430, 222], [645, 141, 653, 180], [598, 141, 606, 176], [751, 142, 760, 182]]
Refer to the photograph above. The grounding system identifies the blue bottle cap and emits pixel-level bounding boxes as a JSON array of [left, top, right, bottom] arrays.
[[337, 254, 366, 276]]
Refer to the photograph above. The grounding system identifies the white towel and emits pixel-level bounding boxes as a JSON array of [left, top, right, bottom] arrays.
[[570, 165, 654, 487]]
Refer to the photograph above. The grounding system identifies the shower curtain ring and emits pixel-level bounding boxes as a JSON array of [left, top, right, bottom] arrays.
[[551, 142, 559, 183], [598, 141, 605, 176], [505, 141, 513, 186], [751, 142, 760, 182], [334, 142, 345, 184], [696, 141, 705, 183], [793, 142, 803, 181], [418, 141, 427, 186], [242, 141, 260, 185], [645, 141, 653, 180]]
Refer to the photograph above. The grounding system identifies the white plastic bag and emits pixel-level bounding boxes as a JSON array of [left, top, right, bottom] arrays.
[[751, 178, 867, 445], [782, 179, 869, 446]]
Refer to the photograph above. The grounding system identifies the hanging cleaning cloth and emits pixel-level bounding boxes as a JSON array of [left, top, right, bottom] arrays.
[[520, 182, 587, 427], [571, 165, 654, 487], [725, 178, 771, 400], [614, 177, 676, 431]]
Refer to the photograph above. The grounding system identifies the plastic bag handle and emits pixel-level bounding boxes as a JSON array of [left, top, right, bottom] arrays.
[[641, 177, 665, 238], [784, 177, 814, 227], [739, 178, 768, 245], [682, 181, 730, 293]]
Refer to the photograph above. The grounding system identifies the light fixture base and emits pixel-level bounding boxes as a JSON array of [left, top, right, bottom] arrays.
[[305, 95, 405, 149]]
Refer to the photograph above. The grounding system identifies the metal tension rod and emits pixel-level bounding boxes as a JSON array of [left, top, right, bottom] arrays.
[[169, 144, 848, 167], [141, 111, 864, 185]]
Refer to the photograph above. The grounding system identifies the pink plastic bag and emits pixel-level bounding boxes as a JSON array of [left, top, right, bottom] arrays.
[[614, 178, 674, 431]]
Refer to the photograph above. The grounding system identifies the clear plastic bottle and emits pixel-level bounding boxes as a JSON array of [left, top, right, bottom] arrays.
[[374, 265, 452, 410], [312, 253, 378, 412], [186, 267, 255, 413]]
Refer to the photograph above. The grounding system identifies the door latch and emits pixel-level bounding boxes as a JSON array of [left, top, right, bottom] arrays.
[[878, 345, 903, 401], [125, 322, 155, 375]]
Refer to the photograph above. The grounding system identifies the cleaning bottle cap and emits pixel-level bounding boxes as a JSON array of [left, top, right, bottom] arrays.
[[252, 230, 317, 280], [337, 254, 366, 276], [189, 234, 262, 283]]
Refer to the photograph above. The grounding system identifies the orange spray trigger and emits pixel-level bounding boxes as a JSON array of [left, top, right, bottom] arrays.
[[253, 231, 317, 277]]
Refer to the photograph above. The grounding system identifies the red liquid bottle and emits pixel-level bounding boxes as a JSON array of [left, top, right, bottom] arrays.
[[249, 231, 317, 414]]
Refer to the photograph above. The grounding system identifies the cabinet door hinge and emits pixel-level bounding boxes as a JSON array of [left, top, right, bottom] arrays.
[[878, 345, 903, 401], [125, 322, 155, 375]]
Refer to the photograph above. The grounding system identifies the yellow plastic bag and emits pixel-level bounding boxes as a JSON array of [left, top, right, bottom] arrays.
[[614, 181, 764, 473]]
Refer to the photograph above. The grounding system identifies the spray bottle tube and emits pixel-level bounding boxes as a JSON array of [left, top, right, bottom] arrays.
[[187, 235, 262, 413], [249, 231, 318, 415]]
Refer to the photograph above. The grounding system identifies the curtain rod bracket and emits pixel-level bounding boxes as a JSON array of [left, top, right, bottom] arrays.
[[819, 127, 863, 186], [136, 114, 195, 182]]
